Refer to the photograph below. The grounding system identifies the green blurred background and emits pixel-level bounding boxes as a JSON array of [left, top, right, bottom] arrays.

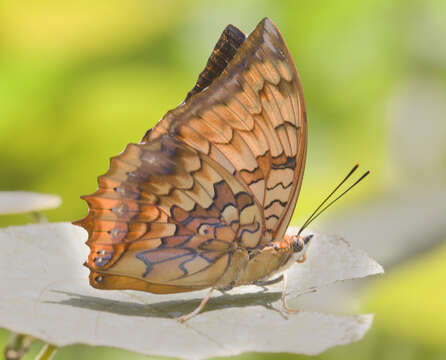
[[1, 0, 445, 359]]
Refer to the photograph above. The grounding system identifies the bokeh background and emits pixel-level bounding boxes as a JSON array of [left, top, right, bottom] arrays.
[[1, 0, 445, 359]]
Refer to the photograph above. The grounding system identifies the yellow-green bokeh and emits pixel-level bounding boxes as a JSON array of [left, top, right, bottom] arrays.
[[1, 0, 445, 359]]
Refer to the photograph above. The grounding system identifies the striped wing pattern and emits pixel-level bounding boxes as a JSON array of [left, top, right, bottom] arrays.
[[146, 18, 307, 243], [76, 135, 262, 291], [75, 18, 307, 293]]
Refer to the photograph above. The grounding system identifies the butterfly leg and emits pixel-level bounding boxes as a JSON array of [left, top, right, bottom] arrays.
[[297, 252, 307, 263], [253, 275, 284, 292], [253, 274, 284, 287], [281, 272, 300, 314], [252, 275, 283, 292], [177, 286, 215, 323]]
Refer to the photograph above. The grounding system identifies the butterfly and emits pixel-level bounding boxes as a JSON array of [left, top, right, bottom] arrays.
[[74, 17, 314, 322]]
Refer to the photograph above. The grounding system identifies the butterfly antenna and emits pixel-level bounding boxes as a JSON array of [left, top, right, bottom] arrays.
[[297, 165, 370, 236], [298, 164, 360, 233]]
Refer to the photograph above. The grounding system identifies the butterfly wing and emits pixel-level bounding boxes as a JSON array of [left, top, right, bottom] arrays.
[[75, 18, 307, 294], [185, 23, 246, 101], [145, 18, 307, 243], [75, 135, 262, 292]]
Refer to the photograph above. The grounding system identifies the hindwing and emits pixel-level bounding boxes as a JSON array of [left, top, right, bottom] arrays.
[[75, 136, 262, 291]]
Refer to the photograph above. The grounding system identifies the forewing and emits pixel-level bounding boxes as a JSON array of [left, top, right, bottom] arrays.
[[185, 23, 246, 100], [145, 18, 307, 244], [75, 135, 261, 291]]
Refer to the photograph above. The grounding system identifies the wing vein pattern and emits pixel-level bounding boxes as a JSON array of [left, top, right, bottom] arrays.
[[76, 18, 307, 293]]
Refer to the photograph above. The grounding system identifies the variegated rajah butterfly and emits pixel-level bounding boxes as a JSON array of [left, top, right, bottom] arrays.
[[74, 18, 369, 322]]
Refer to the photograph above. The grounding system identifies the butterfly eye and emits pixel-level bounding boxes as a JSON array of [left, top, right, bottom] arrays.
[[292, 236, 305, 252]]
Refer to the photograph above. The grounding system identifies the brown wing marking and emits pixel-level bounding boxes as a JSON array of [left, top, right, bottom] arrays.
[[147, 18, 307, 243], [76, 18, 306, 293], [75, 135, 262, 291], [186, 24, 246, 101], [89, 271, 207, 294]]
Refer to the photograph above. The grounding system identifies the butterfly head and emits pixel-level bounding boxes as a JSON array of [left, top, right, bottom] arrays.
[[291, 233, 313, 254]]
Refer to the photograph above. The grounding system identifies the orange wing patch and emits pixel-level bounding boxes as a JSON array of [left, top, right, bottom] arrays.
[[147, 18, 307, 243], [76, 18, 307, 295], [75, 135, 263, 291]]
